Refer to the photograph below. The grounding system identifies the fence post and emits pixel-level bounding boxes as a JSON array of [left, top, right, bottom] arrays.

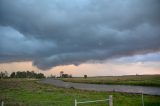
[[75, 99, 77, 106], [109, 95, 113, 106], [1, 101, 4, 106], [141, 93, 144, 106]]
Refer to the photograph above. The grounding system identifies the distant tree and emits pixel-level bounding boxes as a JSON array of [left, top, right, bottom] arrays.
[[62, 74, 69, 78], [16, 71, 27, 78], [0, 72, 5, 79], [31, 71, 36, 78], [10, 72, 16, 78], [4, 71, 45, 79], [0, 71, 8, 78], [26, 71, 31, 78], [36, 73, 45, 78], [84, 75, 87, 79], [69, 74, 72, 78]]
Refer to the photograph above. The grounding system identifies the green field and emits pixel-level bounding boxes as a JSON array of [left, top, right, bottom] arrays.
[[0, 79, 160, 106], [61, 75, 160, 87]]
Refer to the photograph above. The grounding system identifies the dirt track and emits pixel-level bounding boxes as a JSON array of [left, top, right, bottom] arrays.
[[39, 78, 160, 96]]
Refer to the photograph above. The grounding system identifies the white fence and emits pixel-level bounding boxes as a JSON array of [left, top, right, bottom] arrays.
[[1, 94, 145, 106], [75, 95, 113, 106], [1, 101, 4, 106]]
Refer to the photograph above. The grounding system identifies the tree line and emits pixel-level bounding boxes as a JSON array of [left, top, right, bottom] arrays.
[[0, 71, 45, 79]]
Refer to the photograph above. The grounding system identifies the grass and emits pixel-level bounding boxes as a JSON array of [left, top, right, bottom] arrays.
[[0, 78, 160, 106], [61, 75, 160, 87]]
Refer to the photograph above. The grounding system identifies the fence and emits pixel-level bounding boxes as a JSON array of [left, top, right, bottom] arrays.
[[1, 94, 145, 106], [1, 101, 4, 106], [75, 95, 112, 106]]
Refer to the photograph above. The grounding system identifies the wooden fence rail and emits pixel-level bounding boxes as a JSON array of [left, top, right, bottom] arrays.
[[75, 95, 113, 106], [1, 101, 4, 106]]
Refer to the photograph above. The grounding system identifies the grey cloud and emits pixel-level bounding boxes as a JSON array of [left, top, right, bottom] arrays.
[[110, 52, 160, 64], [0, 26, 55, 63], [0, 0, 160, 70]]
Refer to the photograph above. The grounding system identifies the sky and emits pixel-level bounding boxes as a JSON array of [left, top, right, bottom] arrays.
[[0, 0, 160, 76]]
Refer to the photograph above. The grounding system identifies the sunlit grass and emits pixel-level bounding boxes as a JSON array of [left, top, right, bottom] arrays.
[[61, 75, 160, 87], [0, 78, 160, 106]]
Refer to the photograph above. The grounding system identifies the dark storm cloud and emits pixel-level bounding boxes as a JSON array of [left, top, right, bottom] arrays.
[[0, 0, 160, 70]]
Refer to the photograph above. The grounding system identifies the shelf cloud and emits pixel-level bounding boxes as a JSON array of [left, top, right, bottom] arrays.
[[0, 0, 160, 70]]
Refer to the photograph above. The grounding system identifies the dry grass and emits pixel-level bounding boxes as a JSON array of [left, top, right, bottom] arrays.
[[61, 75, 160, 86]]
